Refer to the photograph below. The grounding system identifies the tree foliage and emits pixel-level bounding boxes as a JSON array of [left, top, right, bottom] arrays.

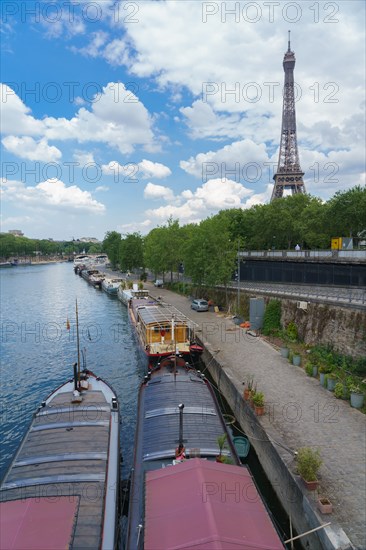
[[119, 233, 144, 271], [102, 231, 121, 268]]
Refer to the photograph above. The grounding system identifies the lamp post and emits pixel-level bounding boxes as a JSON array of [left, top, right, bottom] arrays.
[[237, 240, 240, 314]]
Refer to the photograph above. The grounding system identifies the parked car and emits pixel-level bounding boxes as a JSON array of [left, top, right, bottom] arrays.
[[154, 279, 164, 287], [191, 299, 209, 312]]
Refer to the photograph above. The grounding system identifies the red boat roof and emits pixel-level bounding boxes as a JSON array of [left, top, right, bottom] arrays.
[[145, 458, 283, 550], [0, 497, 79, 549]]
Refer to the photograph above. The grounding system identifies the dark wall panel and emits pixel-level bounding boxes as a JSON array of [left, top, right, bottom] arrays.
[[240, 260, 366, 287]]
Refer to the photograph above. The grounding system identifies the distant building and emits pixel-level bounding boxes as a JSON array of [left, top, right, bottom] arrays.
[[8, 230, 24, 237], [79, 237, 100, 244]]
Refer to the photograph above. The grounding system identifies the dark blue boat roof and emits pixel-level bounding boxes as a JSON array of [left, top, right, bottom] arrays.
[[142, 369, 229, 460]]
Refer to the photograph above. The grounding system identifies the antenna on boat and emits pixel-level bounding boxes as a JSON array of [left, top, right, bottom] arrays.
[[76, 299, 81, 387], [178, 403, 184, 446]]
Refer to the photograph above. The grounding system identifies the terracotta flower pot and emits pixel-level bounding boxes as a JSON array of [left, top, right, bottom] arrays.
[[302, 478, 319, 491], [254, 405, 265, 416], [317, 497, 333, 514], [243, 388, 251, 400]]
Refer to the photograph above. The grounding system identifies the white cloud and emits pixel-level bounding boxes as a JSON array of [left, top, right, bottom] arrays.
[[73, 151, 96, 166], [144, 182, 174, 201], [138, 159, 171, 179], [145, 178, 254, 223], [1, 178, 105, 214], [1, 83, 158, 155], [180, 139, 270, 182], [0, 84, 44, 136], [2, 136, 62, 162], [117, 219, 152, 234], [95, 185, 109, 192]]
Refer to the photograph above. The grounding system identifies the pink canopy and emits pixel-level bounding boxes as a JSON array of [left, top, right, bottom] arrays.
[[0, 497, 79, 549], [145, 458, 283, 550]]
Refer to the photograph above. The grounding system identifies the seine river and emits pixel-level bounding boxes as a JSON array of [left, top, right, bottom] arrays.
[[0, 262, 145, 483]]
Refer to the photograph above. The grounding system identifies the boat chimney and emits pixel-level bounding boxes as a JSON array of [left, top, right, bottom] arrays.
[[178, 403, 184, 446], [73, 362, 78, 391]]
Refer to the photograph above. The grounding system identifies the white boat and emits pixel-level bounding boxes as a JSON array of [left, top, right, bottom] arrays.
[[117, 283, 150, 305], [102, 277, 123, 295], [73, 254, 91, 267]]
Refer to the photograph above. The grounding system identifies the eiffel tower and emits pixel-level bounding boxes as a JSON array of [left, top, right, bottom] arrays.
[[271, 32, 306, 201]]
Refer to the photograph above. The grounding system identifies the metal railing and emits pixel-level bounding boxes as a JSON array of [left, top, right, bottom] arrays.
[[239, 250, 366, 262], [227, 281, 366, 310]]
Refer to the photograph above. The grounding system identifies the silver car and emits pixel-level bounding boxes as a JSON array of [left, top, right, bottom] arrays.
[[191, 299, 209, 312]]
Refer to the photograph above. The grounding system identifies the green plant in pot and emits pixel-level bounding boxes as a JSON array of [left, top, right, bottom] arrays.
[[349, 384, 365, 409], [319, 364, 330, 386], [252, 392, 265, 416], [296, 447, 322, 490], [216, 434, 227, 462], [326, 373, 337, 392]]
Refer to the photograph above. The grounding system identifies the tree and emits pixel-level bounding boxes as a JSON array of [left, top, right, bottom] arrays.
[[183, 216, 237, 287], [325, 186, 366, 239], [120, 233, 144, 272], [144, 227, 167, 276], [102, 231, 121, 268]]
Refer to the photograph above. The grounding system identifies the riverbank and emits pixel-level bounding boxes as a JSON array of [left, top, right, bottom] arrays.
[[145, 282, 365, 550]]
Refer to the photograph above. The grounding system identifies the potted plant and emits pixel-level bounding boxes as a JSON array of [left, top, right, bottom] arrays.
[[216, 434, 227, 462], [292, 353, 301, 367], [319, 365, 330, 386], [252, 392, 265, 416], [317, 497, 333, 514], [242, 376, 255, 401], [326, 373, 337, 392], [296, 447, 322, 491], [279, 331, 290, 358], [312, 364, 318, 377], [349, 384, 365, 409]]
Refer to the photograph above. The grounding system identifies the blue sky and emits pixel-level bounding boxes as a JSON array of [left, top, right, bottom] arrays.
[[1, 0, 365, 240]]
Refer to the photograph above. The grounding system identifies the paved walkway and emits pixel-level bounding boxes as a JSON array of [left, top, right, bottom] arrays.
[[146, 283, 366, 550]]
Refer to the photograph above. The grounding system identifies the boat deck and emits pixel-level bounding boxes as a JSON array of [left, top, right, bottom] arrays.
[[0, 378, 119, 549]]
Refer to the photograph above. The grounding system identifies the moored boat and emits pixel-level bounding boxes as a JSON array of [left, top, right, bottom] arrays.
[[73, 254, 91, 269], [81, 267, 100, 281], [117, 283, 150, 306], [89, 271, 106, 288], [102, 277, 124, 295], [128, 297, 203, 369], [125, 361, 284, 549], [0, 368, 120, 550]]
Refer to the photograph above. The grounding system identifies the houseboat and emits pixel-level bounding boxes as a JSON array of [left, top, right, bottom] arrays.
[[0, 369, 120, 550], [125, 360, 284, 549], [117, 283, 150, 306], [101, 277, 123, 295], [73, 254, 91, 268], [128, 298, 203, 369], [89, 271, 105, 288]]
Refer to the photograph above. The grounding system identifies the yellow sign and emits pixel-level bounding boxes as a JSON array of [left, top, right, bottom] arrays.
[[331, 238, 341, 250]]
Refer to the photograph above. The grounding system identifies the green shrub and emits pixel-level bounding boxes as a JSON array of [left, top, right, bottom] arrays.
[[334, 383, 344, 399], [286, 321, 299, 342], [305, 362, 313, 376], [297, 447, 322, 482], [262, 300, 281, 336]]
